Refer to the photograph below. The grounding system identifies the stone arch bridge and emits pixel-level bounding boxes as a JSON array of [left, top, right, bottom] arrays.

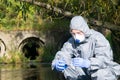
[[0, 30, 51, 60]]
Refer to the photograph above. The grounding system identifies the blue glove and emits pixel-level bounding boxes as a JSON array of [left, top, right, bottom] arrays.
[[72, 58, 90, 68], [54, 59, 67, 71]]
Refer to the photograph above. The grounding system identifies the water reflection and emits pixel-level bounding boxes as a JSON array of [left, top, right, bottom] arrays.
[[0, 62, 58, 80]]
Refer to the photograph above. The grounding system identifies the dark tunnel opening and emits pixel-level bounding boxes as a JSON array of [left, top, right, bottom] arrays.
[[0, 39, 6, 56], [22, 42, 39, 60], [20, 37, 44, 60]]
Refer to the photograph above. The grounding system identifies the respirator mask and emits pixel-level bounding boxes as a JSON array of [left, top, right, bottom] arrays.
[[73, 34, 85, 43]]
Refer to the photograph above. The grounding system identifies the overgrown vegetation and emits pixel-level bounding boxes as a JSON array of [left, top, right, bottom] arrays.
[[1, 0, 120, 29], [0, 51, 27, 64], [38, 44, 57, 63]]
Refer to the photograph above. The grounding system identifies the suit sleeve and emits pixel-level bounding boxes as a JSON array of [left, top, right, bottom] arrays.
[[89, 33, 120, 76], [51, 40, 73, 70]]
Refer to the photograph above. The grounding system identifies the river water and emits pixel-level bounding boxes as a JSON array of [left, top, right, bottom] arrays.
[[0, 62, 59, 80], [1, 63, 120, 80]]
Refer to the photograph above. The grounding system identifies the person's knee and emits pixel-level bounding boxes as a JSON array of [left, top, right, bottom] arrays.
[[92, 69, 117, 80], [64, 67, 90, 80], [63, 67, 80, 79]]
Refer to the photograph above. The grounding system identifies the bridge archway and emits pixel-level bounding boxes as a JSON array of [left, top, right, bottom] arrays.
[[19, 37, 44, 60], [0, 39, 6, 57]]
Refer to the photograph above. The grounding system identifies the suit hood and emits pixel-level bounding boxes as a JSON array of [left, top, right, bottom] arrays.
[[70, 16, 92, 37]]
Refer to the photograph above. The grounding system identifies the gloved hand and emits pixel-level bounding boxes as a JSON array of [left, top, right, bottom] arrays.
[[72, 58, 90, 68], [54, 59, 67, 71]]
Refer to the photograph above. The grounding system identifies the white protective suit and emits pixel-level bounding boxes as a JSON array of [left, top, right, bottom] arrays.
[[52, 16, 120, 80]]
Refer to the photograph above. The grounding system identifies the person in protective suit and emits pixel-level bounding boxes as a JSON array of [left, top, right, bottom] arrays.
[[51, 16, 120, 80]]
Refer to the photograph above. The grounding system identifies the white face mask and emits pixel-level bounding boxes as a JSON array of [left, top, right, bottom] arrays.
[[73, 34, 85, 43]]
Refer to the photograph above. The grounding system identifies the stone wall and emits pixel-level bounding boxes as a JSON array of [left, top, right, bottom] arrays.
[[0, 30, 46, 57]]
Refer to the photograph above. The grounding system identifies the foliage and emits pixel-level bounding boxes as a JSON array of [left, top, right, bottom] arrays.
[[0, 0, 120, 30], [0, 0, 36, 30], [106, 31, 112, 47], [39, 44, 57, 63], [0, 50, 31, 64]]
